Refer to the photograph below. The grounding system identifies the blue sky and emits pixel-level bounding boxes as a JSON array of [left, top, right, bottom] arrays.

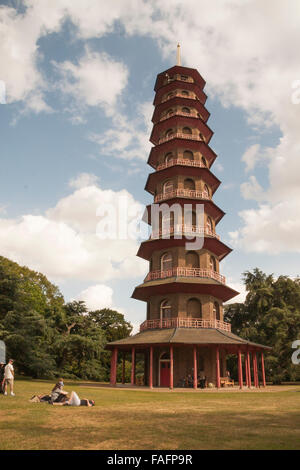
[[1, 0, 300, 330]]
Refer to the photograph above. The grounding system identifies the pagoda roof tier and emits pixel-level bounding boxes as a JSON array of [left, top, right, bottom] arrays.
[[150, 114, 213, 145], [143, 199, 225, 226], [137, 236, 232, 262], [106, 327, 271, 351], [145, 166, 221, 195], [154, 66, 206, 92], [152, 98, 210, 124], [153, 80, 207, 106], [148, 140, 217, 169], [131, 277, 239, 303]]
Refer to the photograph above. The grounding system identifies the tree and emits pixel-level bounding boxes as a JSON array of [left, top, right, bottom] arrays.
[[89, 308, 133, 381], [225, 269, 300, 383]]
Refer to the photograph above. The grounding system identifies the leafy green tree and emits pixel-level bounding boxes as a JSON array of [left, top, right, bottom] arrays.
[[225, 269, 300, 383]]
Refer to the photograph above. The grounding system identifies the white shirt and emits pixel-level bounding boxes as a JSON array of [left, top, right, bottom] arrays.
[[4, 363, 14, 379]]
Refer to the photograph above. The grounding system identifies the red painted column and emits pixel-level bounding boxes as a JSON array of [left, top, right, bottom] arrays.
[[253, 352, 258, 388], [216, 346, 221, 388], [247, 350, 251, 388], [122, 351, 125, 384], [170, 345, 174, 390], [110, 347, 118, 386], [244, 354, 249, 387], [131, 346, 135, 386], [238, 348, 243, 389], [261, 352, 266, 387], [193, 345, 197, 390], [149, 346, 153, 389]]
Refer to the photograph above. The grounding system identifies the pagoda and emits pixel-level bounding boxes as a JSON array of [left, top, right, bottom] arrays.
[[106, 46, 270, 389]]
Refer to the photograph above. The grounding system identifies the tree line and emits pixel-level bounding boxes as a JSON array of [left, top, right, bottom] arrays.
[[225, 268, 300, 383], [0, 256, 132, 380], [1, 256, 299, 383]]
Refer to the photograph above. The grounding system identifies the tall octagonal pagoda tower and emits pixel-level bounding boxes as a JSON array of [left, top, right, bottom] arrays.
[[107, 47, 270, 389]]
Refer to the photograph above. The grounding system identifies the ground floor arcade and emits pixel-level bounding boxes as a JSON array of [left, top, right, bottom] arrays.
[[108, 331, 269, 390]]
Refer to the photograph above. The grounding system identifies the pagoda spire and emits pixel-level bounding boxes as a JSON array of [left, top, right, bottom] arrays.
[[176, 43, 181, 66]]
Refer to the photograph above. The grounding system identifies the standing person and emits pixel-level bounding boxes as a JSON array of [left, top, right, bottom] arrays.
[[4, 359, 15, 396], [0, 362, 5, 394]]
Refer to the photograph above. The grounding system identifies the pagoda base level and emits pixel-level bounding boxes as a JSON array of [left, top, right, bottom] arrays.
[[108, 341, 267, 390]]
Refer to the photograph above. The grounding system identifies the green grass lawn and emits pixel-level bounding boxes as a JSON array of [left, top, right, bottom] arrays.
[[0, 379, 300, 450]]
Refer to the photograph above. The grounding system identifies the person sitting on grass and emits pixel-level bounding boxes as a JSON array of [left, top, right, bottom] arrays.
[[50, 378, 68, 404], [52, 390, 95, 407]]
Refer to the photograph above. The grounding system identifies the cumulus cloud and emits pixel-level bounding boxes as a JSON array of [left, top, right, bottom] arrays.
[[75, 284, 113, 311], [89, 101, 152, 161], [69, 172, 99, 189], [0, 174, 147, 282], [53, 47, 129, 114], [2, 0, 300, 251], [230, 200, 300, 255]]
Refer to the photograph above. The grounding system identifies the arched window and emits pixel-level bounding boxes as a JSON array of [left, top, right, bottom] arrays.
[[184, 178, 195, 190], [161, 212, 174, 232], [165, 128, 174, 138], [184, 210, 196, 227], [187, 298, 202, 318], [204, 184, 210, 197], [182, 107, 190, 114], [180, 75, 188, 81], [181, 90, 189, 96], [163, 180, 174, 195], [161, 252, 173, 271], [167, 92, 174, 99], [213, 302, 220, 321], [182, 126, 192, 134], [164, 152, 174, 164], [186, 251, 199, 268], [206, 216, 213, 231], [183, 150, 194, 161], [160, 299, 172, 319], [209, 255, 217, 272], [201, 156, 207, 167], [167, 108, 174, 116]]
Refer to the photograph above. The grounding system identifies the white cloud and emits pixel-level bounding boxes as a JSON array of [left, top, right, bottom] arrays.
[[230, 200, 300, 255], [2, 0, 300, 251], [53, 47, 129, 114], [69, 172, 99, 190], [0, 174, 147, 282], [75, 284, 113, 311], [240, 175, 264, 201], [241, 144, 261, 173], [89, 101, 152, 161]]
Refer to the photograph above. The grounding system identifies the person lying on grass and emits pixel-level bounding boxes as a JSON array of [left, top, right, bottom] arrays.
[[52, 390, 95, 407], [29, 378, 68, 403]]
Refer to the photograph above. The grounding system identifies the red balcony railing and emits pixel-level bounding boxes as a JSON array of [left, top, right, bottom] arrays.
[[154, 188, 210, 203], [140, 317, 231, 332], [158, 132, 204, 145], [160, 111, 199, 122], [150, 224, 220, 240], [145, 267, 225, 284], [156, 158, 206, 171], [161, 92, 196, 103]]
